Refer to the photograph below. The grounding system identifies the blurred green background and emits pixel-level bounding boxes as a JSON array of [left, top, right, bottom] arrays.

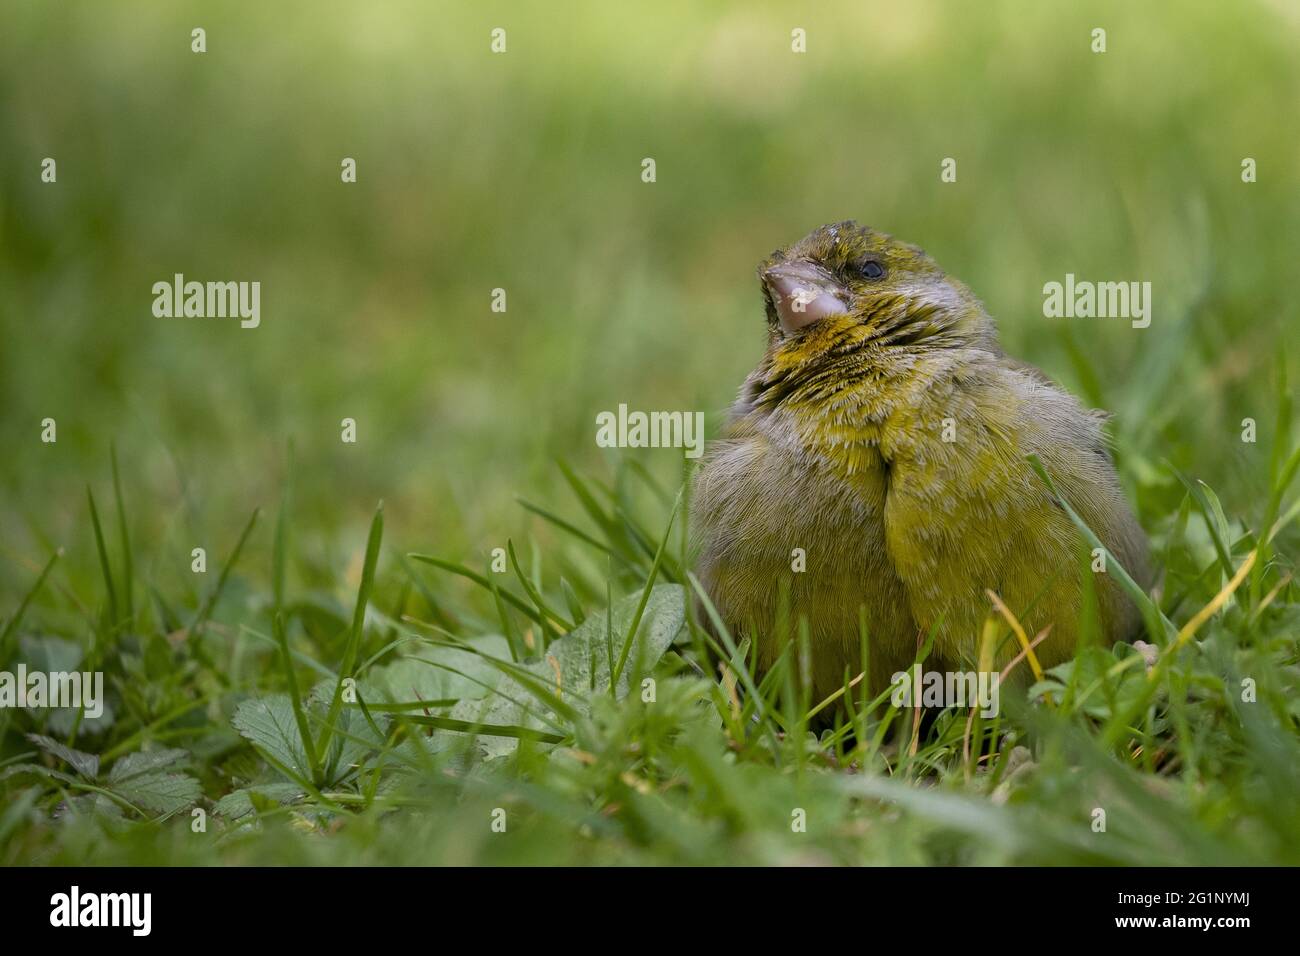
[[2, 0, 1297, 604]]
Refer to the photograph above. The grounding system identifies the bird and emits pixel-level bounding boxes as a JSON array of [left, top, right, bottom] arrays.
[[691, 221, 1151, 707]]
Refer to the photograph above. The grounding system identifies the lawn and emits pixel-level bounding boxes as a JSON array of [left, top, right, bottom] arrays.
[[1, 0, 1298, 866]]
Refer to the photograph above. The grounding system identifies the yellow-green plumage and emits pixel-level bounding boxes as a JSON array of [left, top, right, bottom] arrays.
[[693, 222, 1150, 704]]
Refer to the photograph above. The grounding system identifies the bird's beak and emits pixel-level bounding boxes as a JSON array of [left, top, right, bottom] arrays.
[[762, 260, 850, 334]]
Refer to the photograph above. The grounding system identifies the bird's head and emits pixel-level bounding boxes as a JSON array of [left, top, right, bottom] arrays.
[[757, 222, 995, 367]]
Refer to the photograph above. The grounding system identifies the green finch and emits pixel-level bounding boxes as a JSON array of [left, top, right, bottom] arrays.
[[692, 222, 1150, 704]]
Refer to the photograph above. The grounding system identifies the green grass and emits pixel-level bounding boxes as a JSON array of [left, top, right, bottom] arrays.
[[2, 422, 1298, 864], [2, 1, 1299, 865]]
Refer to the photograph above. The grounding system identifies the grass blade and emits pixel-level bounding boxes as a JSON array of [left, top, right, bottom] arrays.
[[0, 548, 62, 662], [317, 502, 383, 771], [612, 488, 681, 685], [86, 486, 119, 630], [188, 507, 261, 638], [516, 497, 619, 558], [110, 444, 133, 622], [407, 554, 555, 629], [506, 539, 572, 637], [399, 713, 565, 743], [272, 611, 319, 779], [1027, 455, 1171, 643]]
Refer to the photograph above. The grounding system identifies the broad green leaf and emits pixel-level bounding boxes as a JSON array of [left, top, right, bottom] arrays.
[[0, 763, 83, 788], [13, 640, 117, 735], [26, 733, 99, 780], [17, 635, 82, 672], [64, 793, 127, 824], [111, 771, 201, 815], [551, 583, 684, 699], [108, 748, 189, 784], [213, 782, 304, 821], [231, 695, 310, 781], [306, 680, 388, 782], [447, 583, 685, 758], [370, 633, 512, 703]]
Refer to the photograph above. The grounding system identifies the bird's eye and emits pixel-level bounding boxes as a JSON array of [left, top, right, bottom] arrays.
[[856, 259, 886, 280]]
